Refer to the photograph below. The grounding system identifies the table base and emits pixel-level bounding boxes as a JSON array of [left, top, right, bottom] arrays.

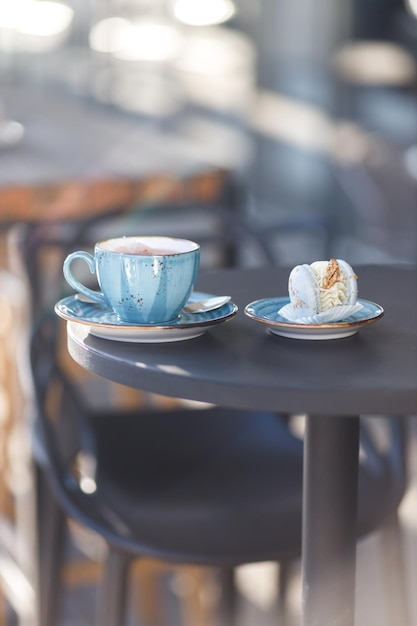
[[302, 415, 360, 626]]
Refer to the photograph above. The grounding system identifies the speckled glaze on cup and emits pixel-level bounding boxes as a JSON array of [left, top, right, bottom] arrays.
[[63, 236, 200, 324]]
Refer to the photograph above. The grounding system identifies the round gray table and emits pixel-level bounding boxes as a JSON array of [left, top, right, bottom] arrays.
[[66, 265, 417, 626]]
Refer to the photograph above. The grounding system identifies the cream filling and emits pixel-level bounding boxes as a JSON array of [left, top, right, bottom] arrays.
[[310, 261, 346, 310]]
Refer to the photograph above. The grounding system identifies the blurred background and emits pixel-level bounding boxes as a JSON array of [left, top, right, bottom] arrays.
[[1, 0, 417, 266], [0, 2, 417, 626]]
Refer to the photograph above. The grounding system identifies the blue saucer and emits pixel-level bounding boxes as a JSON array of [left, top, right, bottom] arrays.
[[244, 297, 384, 340], [55, 291, 238, 343]]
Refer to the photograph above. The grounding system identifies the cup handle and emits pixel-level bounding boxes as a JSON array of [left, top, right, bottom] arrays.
[[63, 251, 107, 307]]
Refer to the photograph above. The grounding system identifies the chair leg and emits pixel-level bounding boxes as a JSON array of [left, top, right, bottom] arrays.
[[277, 561, 296, 626], [38, 470, 67, 626], [217, 567, 238, 626], [380, 511, 411, 626], [96, 548, 132, 626]]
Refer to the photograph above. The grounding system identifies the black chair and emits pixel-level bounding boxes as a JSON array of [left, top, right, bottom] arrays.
[[28, 312, 410, 626]]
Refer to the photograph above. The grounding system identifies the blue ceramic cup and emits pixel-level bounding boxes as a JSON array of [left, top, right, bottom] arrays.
[[63, 236, 200, 324]]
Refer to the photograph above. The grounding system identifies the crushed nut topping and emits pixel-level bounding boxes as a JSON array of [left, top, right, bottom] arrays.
[[322, 258, 341, 289]]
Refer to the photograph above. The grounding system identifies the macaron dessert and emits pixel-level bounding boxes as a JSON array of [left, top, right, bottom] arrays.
[[287, 258, 358, 319]]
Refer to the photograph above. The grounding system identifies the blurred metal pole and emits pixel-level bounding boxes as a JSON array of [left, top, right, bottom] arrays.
[[302, 414, 359, 626]]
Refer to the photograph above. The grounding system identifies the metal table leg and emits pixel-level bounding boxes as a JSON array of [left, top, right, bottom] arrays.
[[302, 415, 360, 626]]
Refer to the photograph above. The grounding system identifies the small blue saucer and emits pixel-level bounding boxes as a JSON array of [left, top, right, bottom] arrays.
[[55, 291, 238, 343], [244, 297, 384, 340]]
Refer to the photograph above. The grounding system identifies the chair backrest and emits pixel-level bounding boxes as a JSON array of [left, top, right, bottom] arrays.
[[30, 314, 98, 496]]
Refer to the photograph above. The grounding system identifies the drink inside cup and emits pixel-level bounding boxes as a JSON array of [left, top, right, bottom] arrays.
[[112, 245, 174, 255], [63, 236, 200, 324], [101, 237, 198, 256]]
